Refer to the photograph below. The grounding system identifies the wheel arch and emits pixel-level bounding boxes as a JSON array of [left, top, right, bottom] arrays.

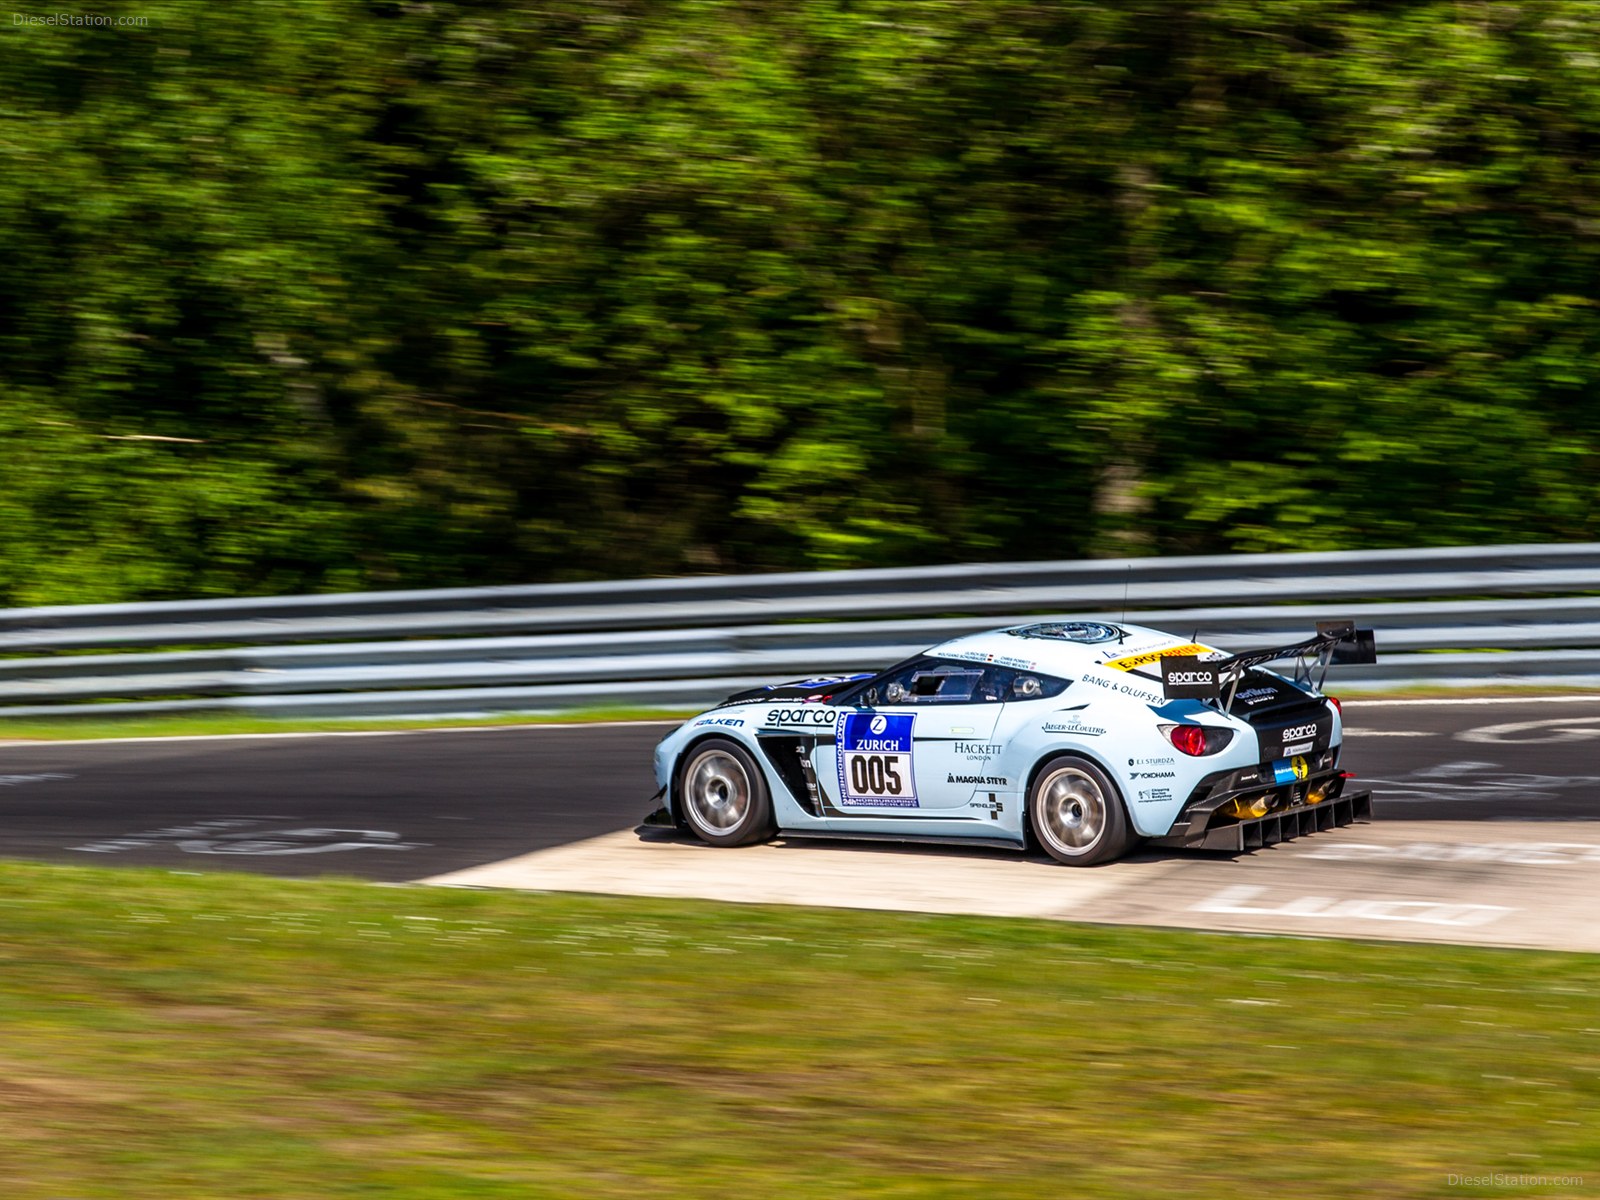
[[1021, 743, 1129, 834], [667, 729, 769, 821]]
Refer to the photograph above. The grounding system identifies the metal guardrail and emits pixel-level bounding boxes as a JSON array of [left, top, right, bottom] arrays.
[[0, 544, 1596, 718]]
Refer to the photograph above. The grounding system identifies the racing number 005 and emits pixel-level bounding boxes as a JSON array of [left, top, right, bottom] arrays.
[[837, 712, 918, 807], [847, 753, 905, 797]]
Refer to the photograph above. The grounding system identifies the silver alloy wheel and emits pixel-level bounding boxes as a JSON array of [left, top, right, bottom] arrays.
[[1036, 765, 1107, 857], [683, 747, 753, 834]]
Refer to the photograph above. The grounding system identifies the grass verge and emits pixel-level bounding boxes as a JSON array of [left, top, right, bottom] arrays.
[[0, 862, 1594, 1198]]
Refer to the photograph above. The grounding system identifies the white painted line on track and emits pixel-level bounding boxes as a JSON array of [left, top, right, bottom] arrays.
[[1189, 885, 1515, 928], [1342, 729, 1434, 737], [1344, 695, 1600, 707]]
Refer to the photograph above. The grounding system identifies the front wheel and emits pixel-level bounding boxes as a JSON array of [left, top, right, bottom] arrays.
[[677, 738, 775, 847], [1028, 756, 1132, 866]]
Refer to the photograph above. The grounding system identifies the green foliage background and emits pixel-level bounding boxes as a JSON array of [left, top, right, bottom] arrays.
[[3, 1, 1598, 604]]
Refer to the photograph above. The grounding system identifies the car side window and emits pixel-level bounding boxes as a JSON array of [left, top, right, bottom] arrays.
[[861, 658, 1069, 705], [988, 666, 1071, 702]]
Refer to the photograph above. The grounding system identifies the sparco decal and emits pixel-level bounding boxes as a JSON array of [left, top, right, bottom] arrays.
[[1281, 722, 1318, 742], [766, 708, 840, 727]]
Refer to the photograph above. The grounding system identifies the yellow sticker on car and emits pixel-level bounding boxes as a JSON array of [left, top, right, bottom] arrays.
[[1103, 643, 1216, 672], [1292, 755, 1309, 781]]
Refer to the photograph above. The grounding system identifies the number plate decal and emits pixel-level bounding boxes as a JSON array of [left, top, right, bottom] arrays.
[[836, 713, 919, 808]]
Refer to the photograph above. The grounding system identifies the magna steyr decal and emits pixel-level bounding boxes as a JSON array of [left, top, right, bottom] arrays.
[[836, 712, 918, 807], [948, 773, 1007, 786]]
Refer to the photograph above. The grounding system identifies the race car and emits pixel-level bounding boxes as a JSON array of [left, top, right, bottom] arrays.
[[647, 619, 1376, 865]]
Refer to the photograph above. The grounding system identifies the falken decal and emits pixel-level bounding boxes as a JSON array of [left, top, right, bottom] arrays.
[[836, 713, 918, 807]]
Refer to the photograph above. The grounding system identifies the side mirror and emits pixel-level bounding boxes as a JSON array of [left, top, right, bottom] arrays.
[[885, 681, 906, 704]]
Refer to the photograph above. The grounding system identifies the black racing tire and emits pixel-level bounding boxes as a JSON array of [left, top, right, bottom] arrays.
[[676, 737, 775, 847], [1028, 755, 1133, 866]]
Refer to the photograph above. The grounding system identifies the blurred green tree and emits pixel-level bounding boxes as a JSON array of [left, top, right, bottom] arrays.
[[1, 0, 1596, 604]]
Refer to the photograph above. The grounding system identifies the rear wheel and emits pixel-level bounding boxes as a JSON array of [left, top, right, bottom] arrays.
[[677, 738, 775, 847], [1029, 755, 1132, 866]]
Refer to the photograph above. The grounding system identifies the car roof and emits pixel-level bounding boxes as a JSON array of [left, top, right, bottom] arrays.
[[926, 621, 1224, 680]]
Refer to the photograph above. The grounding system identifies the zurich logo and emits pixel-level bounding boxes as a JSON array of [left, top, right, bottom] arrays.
[[870, 715, 888, 735]]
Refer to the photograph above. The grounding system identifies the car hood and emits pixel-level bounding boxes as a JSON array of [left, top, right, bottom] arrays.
[[718, 673, 873, 706]]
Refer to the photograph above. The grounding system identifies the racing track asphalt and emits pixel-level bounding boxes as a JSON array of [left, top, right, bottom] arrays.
[[0, 698, 1597, 884]]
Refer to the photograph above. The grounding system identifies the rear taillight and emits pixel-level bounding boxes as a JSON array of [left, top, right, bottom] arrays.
[[1328, 695, 1342, 717], [1159, 723, 1235, 756]]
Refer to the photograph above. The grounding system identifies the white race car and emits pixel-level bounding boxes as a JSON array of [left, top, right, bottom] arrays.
[[647, 620, 1375, 865]]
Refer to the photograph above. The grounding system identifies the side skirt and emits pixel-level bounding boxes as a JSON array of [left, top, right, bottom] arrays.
[[778, 829, 1026, 853]]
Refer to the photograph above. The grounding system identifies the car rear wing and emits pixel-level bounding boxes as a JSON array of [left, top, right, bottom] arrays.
[[1161, 621, 1376, 711]]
